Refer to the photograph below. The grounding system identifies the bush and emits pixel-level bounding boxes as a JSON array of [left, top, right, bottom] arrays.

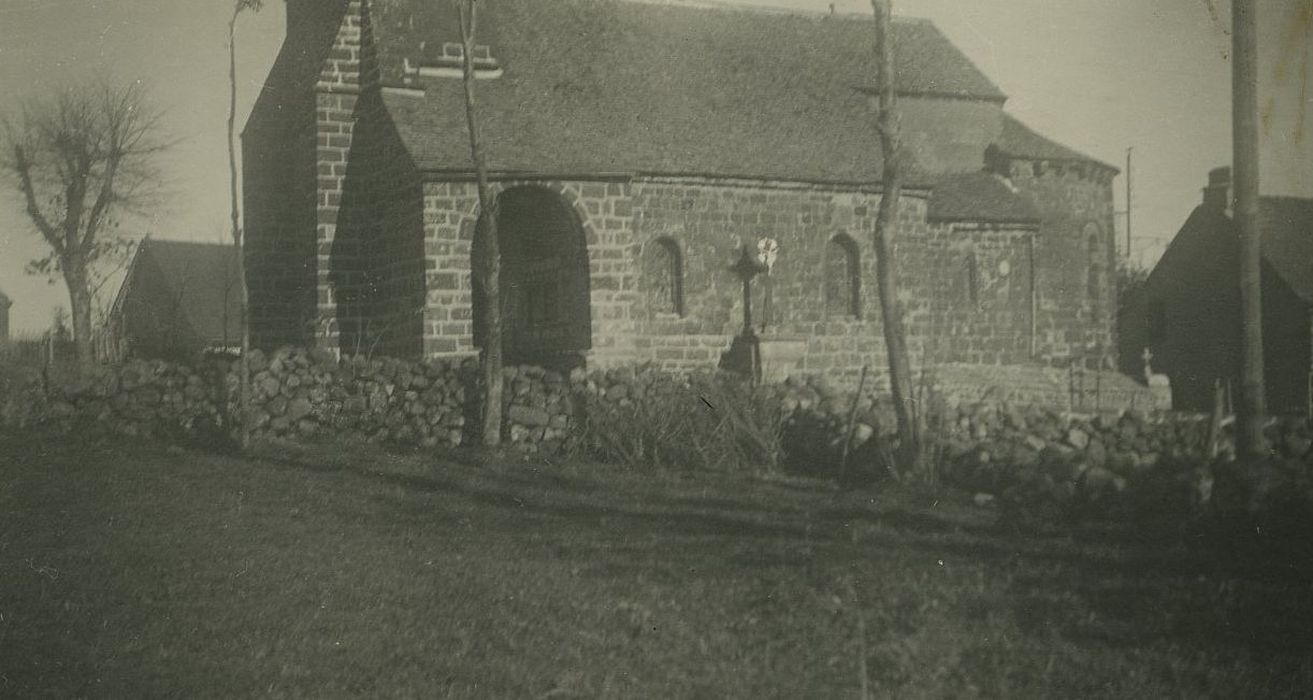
[[0, 349, 61, 431], [1210, 453, 1313, 535], [575, 367, 786, 474]]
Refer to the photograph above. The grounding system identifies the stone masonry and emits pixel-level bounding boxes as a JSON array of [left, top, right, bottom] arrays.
[[415, 176, 1045, 383]]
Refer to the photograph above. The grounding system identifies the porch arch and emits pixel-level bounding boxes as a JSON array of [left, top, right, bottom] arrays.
[[472, 184, 593, 369]]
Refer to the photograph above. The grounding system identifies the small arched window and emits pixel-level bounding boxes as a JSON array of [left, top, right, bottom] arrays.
[[825, 234, 861, 319], [963, 252, 979, 305], [644, 237, 684, 316], [1085, 224, 1103, 317]]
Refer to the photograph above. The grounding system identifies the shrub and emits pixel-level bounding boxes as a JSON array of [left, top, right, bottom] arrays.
[[575, 367, 786, 474], [0, 349, 60, 431]]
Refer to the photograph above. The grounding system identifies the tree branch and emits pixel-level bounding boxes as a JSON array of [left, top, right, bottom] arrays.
[[11, 145, 64, 253], [81, 150, 121, 254]]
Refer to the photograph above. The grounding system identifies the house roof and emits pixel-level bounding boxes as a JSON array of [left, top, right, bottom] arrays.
[[136, 239, 243, 347], [1151, 194, 1313, 305], [1260, 196, 1313, 303], [927, 171, 1040, 224], [997, 113, 1117, 172], [0, 289, 11, 308], [369, 0, 1040, 184]]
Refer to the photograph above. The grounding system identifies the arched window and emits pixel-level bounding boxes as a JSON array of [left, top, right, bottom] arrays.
[[825, 234, 861, 319], [963, 252, 979, 304], [644, 237, 684, 316], [1085, 224, 1103, 317]]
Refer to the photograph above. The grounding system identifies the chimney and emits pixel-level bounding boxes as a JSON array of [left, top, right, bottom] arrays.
[[1203, 166, 1232, 214]]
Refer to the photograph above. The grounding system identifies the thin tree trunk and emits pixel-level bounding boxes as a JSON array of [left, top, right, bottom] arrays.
[[456, 0, 503, 447], [1232, 0, 1266, 456], [869, 0, 922, 474], [229, 11, 252, 450]]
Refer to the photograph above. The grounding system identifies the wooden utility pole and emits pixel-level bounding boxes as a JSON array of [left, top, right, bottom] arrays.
[[1124, 147, 1133, 258], [1233, 0, 1267, 455]]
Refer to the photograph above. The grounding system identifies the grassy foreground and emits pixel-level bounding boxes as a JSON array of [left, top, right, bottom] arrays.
[[1, 432, 1311, 698]]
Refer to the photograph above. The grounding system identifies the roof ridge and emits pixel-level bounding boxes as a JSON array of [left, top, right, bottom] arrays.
[[1260, 193, 1313, 204], [145, 238, 235, 248], [607, 0, 929, 23]]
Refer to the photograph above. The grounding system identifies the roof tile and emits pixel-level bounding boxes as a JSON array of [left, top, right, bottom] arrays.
[[1260, 196, 1313, 303], [928, 171, 1040, 224], [140, 239, 243, 347], [371, 0, 1016, 183], [998, 113, 1116, 171]]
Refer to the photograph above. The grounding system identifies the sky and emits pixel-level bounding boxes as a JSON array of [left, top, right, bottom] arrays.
[[0, 0, 1310, 335]]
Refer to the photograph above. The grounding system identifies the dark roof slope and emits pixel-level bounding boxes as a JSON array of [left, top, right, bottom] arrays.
[[244, 3, 351, 138], [928, 171, 1040, 224], [998, 113, 1117, 172], [370, 0, 1012, 183], [140, 239, 243, 347], [0, 289, 10, 307], [374, 0, 1006, 99], [1150, 195, 1313, 304], [1260, 196, 1313, 303]]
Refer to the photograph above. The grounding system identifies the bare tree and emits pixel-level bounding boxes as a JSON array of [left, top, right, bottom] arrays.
[[869, 0, 924, 477], [229, 0, 263, 449], [454, 0, 504, 447], [1, 80, 168, 366]]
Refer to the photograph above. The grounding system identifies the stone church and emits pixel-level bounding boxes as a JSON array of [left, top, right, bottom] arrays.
[[244, 0, 1119, 382]]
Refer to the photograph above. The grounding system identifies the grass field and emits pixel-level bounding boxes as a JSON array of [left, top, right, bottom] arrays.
[[2, 432, 1311, 698]]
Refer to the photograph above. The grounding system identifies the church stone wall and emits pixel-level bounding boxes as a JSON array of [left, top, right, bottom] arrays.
[[629, 179, 1037, 380], [415, 176, 1046, 383], [630, 180, 893, 380], [1007, 161, 1118, 368]]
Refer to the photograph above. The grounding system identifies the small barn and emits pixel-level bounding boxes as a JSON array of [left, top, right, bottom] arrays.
[[1119, 167, 1313, 415], [107, 239, 243, 361]]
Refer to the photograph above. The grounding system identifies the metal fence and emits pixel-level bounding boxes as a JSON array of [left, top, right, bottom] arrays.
[[1067, 355, 1105, 412]]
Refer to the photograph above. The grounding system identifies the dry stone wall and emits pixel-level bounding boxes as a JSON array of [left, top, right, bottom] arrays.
[[4, 348, 575, 451], [12, 353, 1306, 517]]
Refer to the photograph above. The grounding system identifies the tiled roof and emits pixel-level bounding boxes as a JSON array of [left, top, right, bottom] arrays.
[[370, 0, 1012, 184], [997, 113, 1117, 171], [1260, 196, 1313, 303], [139, 239, 243, 347], [927, 171, 1040, 224]]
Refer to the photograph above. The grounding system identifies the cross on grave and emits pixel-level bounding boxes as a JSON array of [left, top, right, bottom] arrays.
[[730, 245, 768, 337]]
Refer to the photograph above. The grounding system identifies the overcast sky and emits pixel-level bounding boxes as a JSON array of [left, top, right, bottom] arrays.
[[0, 0, 1310, 335]]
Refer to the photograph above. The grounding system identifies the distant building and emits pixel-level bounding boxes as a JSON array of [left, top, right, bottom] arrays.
[[0, 289, 11, 342], [1119, 167, 1313, 414], [106, 239, 243, 361]]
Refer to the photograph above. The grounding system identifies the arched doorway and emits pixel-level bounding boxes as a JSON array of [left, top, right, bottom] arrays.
[[473, 186, 592, 370]]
